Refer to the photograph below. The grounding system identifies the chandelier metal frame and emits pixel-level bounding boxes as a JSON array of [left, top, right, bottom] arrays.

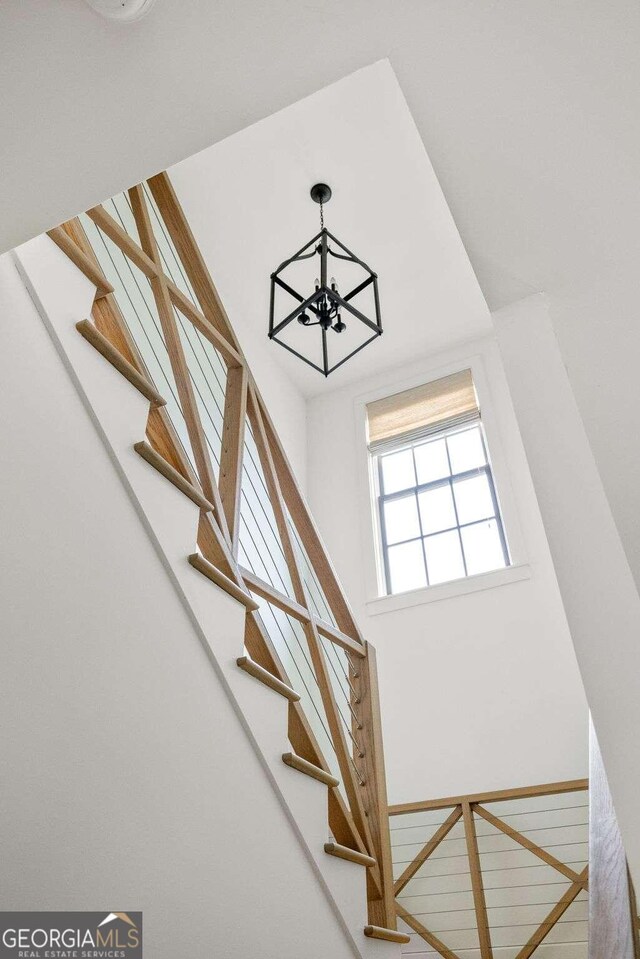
[[268, 184, 383, 377]]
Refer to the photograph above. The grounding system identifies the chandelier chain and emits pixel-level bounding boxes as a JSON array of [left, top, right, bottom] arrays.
[[320, 201, 324, 231]]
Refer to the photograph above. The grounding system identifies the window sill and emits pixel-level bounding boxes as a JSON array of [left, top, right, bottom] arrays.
[[365, 563, 531, 616]]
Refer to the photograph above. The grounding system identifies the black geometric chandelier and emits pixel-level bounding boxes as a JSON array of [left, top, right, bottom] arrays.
[[269, 183, 382, 377]]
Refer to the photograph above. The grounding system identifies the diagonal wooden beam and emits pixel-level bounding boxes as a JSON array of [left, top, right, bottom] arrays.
[[515, 866, 588, 959], [128, 184, 231, 547], [146, 171, 242, 352], [474, 803, 586, 885], [246, 385, 307, 604], [256, 389, 364, 643], [394, 806, 464, 895], [463, 801, 493, 959], [85, 201, 242, 367], [86, 203, 158, 279], [395, 903, 462, 959], [167, 283, 242, 368]]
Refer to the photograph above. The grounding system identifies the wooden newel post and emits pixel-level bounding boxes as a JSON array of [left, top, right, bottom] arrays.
[[359, 642, 397, 929]]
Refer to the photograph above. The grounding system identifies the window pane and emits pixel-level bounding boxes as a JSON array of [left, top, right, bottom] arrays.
[[424, 530, 465, 585], [461, 520, 506, 575], [447, 426, 486, 473], [453, 473, 494, 525], [383, 494, 420, 545], [380, 449, 416, 494], [414, 438, 450, 484], [387, 540, 427, 593], [418, 484, 456, 534]]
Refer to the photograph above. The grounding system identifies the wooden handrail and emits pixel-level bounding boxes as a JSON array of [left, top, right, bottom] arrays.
[[389, 777, 589, 814]]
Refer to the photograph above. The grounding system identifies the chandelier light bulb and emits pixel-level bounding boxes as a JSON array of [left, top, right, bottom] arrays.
[[333, 316, 346, 334]]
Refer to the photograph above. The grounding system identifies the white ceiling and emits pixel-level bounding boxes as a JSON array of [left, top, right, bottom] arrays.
[[169, 61, 491, 397], [3, 0, 640, 607]]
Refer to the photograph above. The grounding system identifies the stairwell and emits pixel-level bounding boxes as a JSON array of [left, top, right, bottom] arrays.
[[0, 193, 402, 957], [3, 172, 636, 959]]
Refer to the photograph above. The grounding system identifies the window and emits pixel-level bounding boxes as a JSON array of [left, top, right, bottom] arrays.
[[367, 370, 510, 595]]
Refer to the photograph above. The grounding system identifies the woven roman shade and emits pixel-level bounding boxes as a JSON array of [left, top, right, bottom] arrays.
[[366, 370, 479, 452]]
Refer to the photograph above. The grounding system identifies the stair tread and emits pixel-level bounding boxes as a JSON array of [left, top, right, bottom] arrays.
[[77, 320, 166, 407], [364, 925, 411, 944], [188, 553, 259, 612], [282, 752, 339, 788], [324, 841, 376, 868], [134, 441, 214, 511], [236, 656, 300, 702]]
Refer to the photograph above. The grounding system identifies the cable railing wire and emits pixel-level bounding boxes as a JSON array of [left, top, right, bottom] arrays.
[[391, 821, 589, 848]]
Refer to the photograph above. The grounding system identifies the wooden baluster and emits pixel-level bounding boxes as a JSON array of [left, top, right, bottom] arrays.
[[358, 642, 397, 929], [463, 801, 493, 959], [218, 365, 247, 554]]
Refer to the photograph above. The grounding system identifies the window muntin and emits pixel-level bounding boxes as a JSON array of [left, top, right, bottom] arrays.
[[376, 422, 509, 595]]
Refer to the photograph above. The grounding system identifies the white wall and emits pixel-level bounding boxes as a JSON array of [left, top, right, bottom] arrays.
[[0, 249, 360, 959], [306, 335, 589, 805], [494, 293, 640, 887]]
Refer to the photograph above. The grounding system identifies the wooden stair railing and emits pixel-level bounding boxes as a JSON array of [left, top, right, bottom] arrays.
[[389, 779, 590, 959], [49, 175, 397, 933]]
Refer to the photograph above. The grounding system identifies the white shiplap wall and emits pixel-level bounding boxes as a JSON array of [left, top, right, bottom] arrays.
[[391, 791, 588, 959]]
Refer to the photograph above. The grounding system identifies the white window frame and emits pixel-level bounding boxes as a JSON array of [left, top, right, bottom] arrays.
[[354, 348, 530, 615]]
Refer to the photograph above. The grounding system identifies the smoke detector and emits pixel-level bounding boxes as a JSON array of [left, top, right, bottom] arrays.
[[84, 0, 157, 21]]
